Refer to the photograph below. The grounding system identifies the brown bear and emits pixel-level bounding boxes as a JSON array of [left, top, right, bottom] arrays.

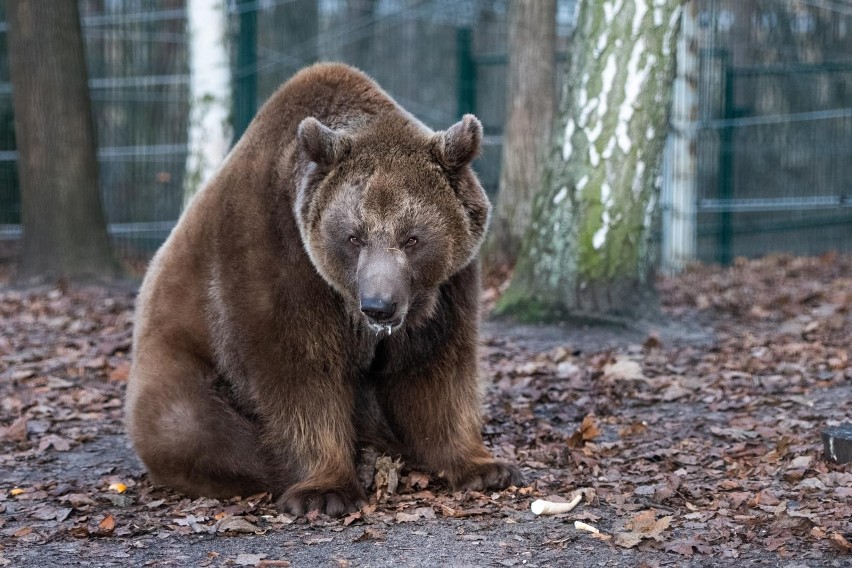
[[125, 62, 523, 516]]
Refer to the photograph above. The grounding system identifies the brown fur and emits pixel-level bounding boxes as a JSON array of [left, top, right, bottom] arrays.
[[125, 63, 523, 516]]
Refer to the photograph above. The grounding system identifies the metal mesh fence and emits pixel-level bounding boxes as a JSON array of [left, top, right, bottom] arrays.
[[0, 0, 848, 271], [694, 0, 852, 262], [0, 0, 579, 270]]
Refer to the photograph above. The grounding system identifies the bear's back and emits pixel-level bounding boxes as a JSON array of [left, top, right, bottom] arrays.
[[244, 63, 401, 150]]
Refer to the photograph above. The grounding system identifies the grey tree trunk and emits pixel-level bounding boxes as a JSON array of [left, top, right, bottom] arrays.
[[497, 0, 682, 323], [483, 0, 557, 277], [8, 0, 119, 283]]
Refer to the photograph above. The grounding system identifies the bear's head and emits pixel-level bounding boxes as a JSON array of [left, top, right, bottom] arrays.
[[293, 113, 490, 334]]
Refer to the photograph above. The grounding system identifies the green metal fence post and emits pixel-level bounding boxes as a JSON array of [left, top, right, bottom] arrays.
[[717, 51, 734, 265], [456, 27, 476, 118], [234, 0, 257, 142]]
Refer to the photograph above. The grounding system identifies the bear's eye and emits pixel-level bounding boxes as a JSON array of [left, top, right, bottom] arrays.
[[405, 237, 418, 248], [349, 236, 362, 247]]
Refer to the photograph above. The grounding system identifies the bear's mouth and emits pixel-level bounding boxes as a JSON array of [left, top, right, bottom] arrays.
[[364, 316, 405, 336]]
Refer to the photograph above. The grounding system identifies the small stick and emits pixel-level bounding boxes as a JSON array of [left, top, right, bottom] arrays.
[[530, 492, 583, 516], [574, 520, 600, 534]]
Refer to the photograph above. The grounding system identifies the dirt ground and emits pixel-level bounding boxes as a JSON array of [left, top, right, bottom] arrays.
[[1, 254, 850, 567]]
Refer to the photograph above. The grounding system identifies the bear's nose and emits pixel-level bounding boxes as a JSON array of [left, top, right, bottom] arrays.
[[360, 297, 397, 322]]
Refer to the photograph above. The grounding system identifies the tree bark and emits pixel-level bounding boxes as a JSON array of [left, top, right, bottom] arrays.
[[497, 0, 682, 323], [8, 0, 119, 283], [184, 0, 233, 207], [483, 0, 557, 277]]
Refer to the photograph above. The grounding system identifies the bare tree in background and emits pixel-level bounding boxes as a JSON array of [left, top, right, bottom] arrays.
[[497, 0, 682, 323], [483, 0, 557, 277], [184, 0, 233, 207], [8, 0, 119, 283]]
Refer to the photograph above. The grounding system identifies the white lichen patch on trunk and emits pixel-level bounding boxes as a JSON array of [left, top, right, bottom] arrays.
[[598, 53, 618, 119], [632, 0, 649, 35], [617, 37, 653, 154], [592, 209, 610, 249], [184, 0, 233, 209], [563, 119, 575, 160]]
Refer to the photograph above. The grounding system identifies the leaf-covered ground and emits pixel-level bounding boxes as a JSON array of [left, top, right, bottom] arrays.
[[0, 254, 850, 567]]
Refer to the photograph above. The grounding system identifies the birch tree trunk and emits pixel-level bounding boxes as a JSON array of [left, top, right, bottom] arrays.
[[483, 0, 557, 277], [497, 0, 682, 323], [661, 0, 698, 273], [8, 0, 120, 283], [184, 0, 232, 208]]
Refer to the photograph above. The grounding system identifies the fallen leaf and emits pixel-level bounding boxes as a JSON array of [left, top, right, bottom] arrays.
[[13, 526, 33, 538], [37, 435, 71, 452], [664, 538, 713, 556], [395, 511, 420, 523], [828, 533, 852, 553], [342, 511, 361, 526], [216, 516, 260, 534], [97, 514, 116, 536], [603, 357, 646, 381], [62, 493, 97, 509], [0, 416, 27, 442], [614, 531, 643, 549], [614, 511, 673, 548], [235, 553, 267, 566], [353, 528, 385, 542], [374, 456, 403, 498], [788, 456, 813, 469], [567, 415, 601, 448], [108, 361, 131, 382], [30, 504, 72, 522]]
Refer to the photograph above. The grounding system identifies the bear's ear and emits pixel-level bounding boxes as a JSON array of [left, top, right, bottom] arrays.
[[297, 117, 349, 168], [432, 114, 482, 171]]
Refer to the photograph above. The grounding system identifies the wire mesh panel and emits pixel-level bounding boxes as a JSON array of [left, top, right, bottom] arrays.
[[0, 0, 583, 271], [695, 0, 852, 262], [83, 0, 189, 265], [18, 1, 850, 271]]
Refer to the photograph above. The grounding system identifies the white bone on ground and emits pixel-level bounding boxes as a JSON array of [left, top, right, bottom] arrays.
[[530, 492, 583, 515], [574, 520, 600, 533]]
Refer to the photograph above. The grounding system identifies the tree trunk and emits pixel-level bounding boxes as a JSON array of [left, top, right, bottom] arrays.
[[184, 0, 233, 207], [8, 0, 119, 283], [482, 0, 557, 277], [661, 0, 698, 273], [497, 0, 682, 323]]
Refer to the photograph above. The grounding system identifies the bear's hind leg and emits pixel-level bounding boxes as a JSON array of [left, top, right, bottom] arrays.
[[126, 353, 271, 499]]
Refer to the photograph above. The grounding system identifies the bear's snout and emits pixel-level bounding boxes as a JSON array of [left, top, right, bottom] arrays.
[[357, 247, 410, 332]]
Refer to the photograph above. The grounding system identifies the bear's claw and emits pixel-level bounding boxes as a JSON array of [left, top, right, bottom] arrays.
[[277, 486, 367, 517], [454, 461, 525, 491]]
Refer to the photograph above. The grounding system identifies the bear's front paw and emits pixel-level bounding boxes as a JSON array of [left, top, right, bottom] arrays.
[[453, 461, 524, 491], [277, 485, 367, 517]]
